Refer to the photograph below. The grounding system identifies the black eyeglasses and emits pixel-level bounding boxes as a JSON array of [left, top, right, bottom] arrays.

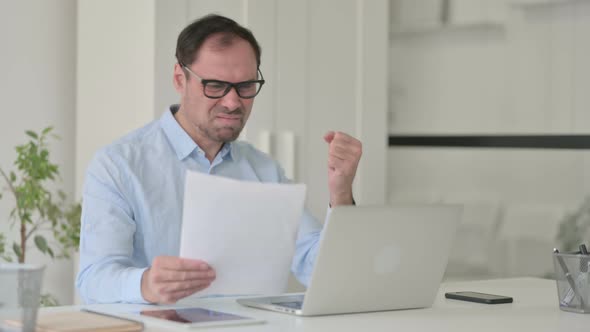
[[181, 63, 265, 99]]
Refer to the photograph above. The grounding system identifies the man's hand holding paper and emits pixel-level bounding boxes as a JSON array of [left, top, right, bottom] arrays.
[[141, 256, 216, 304]]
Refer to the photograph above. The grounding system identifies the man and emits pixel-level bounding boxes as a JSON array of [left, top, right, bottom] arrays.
[[77, 14, 362, 304]]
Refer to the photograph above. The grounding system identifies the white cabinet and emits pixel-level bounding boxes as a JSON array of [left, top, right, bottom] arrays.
[[390, 0, 506, 35], [390, 0, 444, 33], [450, 0, 507, 26]]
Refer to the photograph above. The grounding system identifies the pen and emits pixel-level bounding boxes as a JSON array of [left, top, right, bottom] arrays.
[[554, 248, 585, 307], [580, 244, 589, 273]]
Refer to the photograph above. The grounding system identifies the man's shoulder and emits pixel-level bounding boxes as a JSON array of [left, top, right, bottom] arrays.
[[231, 140, 288, 182], [91, 120, 164, 169], [232, 140, 276, 164]]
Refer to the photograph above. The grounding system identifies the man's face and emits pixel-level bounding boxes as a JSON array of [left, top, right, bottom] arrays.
[[174, 37, 258, 144]]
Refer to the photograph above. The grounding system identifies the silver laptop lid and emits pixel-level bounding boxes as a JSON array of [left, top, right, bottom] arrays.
[[301, 204, 461, 315]]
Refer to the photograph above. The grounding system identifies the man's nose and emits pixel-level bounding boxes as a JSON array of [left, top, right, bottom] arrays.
[[218, 87, 242, 111]]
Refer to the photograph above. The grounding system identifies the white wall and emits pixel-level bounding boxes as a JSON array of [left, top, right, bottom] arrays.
[[388, 0, 590, 279], [0, 0, 76, 304], [154, 0, 187, 118], [76, 0, 157, 197]]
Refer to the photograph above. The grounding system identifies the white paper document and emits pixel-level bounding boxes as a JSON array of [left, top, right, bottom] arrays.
[[180, 171, 306, 296]]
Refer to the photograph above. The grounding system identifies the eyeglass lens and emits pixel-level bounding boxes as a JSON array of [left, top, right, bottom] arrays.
[[203, 81, 262, 99]]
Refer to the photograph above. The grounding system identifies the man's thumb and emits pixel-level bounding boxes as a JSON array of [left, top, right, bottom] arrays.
[[324, 131, 335, 144]]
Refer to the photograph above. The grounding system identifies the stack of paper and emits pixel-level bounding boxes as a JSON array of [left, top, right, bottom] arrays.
[[180, 171, 306, 296]]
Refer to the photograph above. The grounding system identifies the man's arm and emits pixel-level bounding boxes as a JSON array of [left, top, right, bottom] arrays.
[[290, 208, 323, 286], [76, 152, 215, 304], [289, 131, 362, 285], [76, 155, 147, 304]]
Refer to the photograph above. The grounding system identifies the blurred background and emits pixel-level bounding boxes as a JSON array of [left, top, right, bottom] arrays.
[[1, 0, 589, 305]]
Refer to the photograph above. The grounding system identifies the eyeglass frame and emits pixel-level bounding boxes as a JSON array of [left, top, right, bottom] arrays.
[[180, 62, 265, 99]]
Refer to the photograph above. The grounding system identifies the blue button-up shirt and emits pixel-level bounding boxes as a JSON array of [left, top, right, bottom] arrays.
[[76, 106, 323, 304]]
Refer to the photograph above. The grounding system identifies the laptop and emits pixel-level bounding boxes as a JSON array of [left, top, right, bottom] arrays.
[[237, 204, 461, 316]]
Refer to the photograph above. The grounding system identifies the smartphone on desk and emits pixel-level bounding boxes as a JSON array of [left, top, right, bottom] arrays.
[[445, 291, 513, 304]]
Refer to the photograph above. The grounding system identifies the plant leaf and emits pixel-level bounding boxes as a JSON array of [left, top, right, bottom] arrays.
[[12, 242, 22, 259], [9, 171, 16, 182], [25, 130, 38, 139], [46, 246, 54, 258], [42, 127, 53, 135], [0, 234, 5, 254], [40, 293, 59, 307], [34, 235, 48, 253]]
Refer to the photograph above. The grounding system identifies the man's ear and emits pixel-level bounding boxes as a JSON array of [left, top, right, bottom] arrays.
[[173, 63, 186, 93]]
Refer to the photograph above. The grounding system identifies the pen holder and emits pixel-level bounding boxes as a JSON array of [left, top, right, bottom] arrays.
[[553, 252, 590, 313], [0, 263, 45, 331]]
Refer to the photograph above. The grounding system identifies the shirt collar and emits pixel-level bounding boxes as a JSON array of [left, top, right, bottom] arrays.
[[219, 142, 235, 161], [160, 105, 236, 161]]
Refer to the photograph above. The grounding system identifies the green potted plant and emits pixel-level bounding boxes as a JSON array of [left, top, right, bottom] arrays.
[[0, 127, 81, 306]]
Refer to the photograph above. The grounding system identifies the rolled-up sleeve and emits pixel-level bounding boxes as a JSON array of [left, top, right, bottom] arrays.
[[275, 166, 324, 286], [76, 151, 149, 304], [291, 207, 325, 286]]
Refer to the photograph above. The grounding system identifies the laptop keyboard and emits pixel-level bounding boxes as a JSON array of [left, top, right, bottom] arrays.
[[274, 300, 303, 310]]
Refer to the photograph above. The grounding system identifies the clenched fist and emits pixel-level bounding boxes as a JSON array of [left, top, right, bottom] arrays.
[[323, 131, 362, 206]]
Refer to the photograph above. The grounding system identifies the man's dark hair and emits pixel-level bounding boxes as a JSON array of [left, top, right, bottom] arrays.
[[175, 14, 261, 69]]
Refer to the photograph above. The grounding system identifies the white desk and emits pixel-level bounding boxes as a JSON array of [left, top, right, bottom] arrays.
[[47, 278, 589, 331]]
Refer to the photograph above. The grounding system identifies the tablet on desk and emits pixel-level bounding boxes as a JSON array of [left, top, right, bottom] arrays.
[[135, 307, 264, 329]]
